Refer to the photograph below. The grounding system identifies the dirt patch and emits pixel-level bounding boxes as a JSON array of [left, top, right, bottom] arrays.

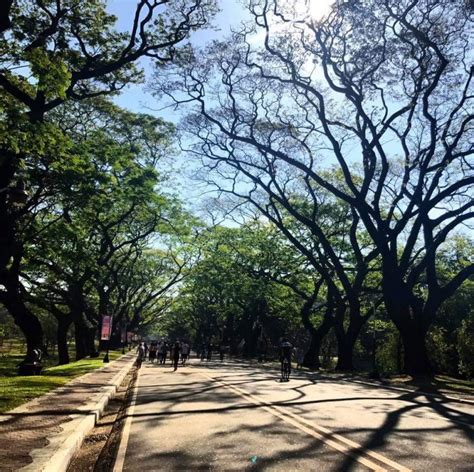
[[67, 368, 137, 472]]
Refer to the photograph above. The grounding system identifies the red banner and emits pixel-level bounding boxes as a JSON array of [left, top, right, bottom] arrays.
[[101, 315, 113, 341]]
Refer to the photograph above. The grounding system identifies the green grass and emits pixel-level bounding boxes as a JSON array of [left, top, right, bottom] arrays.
[[0, 350, 122, 413], [386, 374, 474, 397]]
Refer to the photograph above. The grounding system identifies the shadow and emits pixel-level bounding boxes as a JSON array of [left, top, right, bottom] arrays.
[[129, 358, 474, 471]]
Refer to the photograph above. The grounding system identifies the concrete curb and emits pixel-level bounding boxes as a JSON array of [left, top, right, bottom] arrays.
[[19, 353, 136, 472]]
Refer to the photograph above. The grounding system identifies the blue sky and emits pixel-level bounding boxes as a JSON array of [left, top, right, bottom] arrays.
[[107, 0, 247, 123]]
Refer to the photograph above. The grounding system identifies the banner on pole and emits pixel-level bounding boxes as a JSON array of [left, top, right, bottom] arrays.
[[127, 331, 134, 343], [101, 315, 113, 341]]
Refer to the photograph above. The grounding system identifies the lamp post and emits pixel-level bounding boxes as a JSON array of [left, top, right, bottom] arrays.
[[103, 322, 111, 363], [121, 320, 127, 355]]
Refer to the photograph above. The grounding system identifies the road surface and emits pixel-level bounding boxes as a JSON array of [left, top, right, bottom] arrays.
[[113, 358, 474, 471]]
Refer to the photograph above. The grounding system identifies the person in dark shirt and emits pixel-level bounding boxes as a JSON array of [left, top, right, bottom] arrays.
[[172, 341, 181, 371]]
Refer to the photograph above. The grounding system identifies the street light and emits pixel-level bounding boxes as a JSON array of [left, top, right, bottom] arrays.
[[102, 286, 112, 363], [121, 319, 128, 354]]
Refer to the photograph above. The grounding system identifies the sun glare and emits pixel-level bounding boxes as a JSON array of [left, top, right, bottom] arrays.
[[304, 0, 334, 20]]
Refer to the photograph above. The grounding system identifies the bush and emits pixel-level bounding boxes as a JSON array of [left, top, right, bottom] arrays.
[[427, 326, 457, 375], [457, 315, 474, 379]]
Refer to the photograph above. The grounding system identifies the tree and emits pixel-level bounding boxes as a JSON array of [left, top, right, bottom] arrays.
[[0, 0, 216, 363], [156, 0, 473, 375], [22, 99, 186, 362], [170, 225, 302, 354]]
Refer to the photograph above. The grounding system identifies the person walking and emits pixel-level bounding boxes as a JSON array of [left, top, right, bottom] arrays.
[[296, 346, 305, 369], [136, 342, 145, 369], [206, 342, 212, 361], [162, 342, 168, 365], [149, 342, 157, 363], [181, 342, 190, 365], [219, 344, 225, 362], [169, 343, 175, 365], [173, 341, 181, 371]]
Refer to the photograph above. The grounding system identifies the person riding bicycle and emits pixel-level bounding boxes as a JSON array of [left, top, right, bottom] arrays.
[[279, 338, 293, 381]]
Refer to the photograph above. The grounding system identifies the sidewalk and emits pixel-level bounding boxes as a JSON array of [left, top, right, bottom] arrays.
[[0, 352, 136, 472]]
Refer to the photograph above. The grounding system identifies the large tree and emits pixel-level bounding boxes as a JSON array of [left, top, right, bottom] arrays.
[[0, 0, 216, 362], [157, 0, 473, 374]]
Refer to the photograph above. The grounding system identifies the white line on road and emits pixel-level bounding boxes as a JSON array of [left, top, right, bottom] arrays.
[[201, 372, 412, 472], [113, 369, 141, 472]]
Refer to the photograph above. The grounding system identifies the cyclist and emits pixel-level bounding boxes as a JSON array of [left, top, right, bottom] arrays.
[[279, 338, 293, 381]]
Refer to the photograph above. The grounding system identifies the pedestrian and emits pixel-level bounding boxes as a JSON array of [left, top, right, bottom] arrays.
[[158, 341, 164, 364], [149, 342, 157, 363], [173, 341, 181, 371], [200, 343, 206, 361], [162, 342, 168, 365], [181, 342, 190, 365], [296, 346, 305, 369], [219, 344, 225, 362], [169, 343, 175, 365], [144, 342, 149, 360], [206, 342, 212, 361], [136, 342, 145, 369]]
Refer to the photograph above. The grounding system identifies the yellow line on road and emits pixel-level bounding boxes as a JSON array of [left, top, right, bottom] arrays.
[[202, 373, 412, 472]]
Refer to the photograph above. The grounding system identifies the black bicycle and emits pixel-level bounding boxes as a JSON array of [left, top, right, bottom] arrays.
[[281, 357, 290, 382]]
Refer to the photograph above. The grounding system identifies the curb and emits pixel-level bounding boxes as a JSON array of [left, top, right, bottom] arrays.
[[19, 353, 136, 472]]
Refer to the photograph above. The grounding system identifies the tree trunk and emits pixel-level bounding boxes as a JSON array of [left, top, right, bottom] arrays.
[[396, 313, 432, 376], [334, 306, 365, 372], [74, 318, 87, 361], [303, 314, 334, 369], [86, 327, 99, 357], [302, 286, 334, 369], [382, 272, 432, 376], [57, 317, 71, 365], [0, 151, 17, 272], [0, 155, 44, 364], [1, 288, 44, 363]]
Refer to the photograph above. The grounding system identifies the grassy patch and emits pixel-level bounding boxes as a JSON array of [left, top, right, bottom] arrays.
[[401, 374, 474, 396], [0, 350, 122, 413]]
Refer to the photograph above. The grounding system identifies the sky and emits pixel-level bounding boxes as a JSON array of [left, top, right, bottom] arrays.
[[104, 0, 334, 215], [107, 0, 248, 123], [106, 0, 333, 123]]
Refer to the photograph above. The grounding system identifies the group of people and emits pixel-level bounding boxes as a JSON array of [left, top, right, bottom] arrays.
[[136, 340, 191, 371], [136, 336, 306, 381]]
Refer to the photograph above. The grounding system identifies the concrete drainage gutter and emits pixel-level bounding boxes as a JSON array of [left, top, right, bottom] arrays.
[[20, 353, 136, 472]]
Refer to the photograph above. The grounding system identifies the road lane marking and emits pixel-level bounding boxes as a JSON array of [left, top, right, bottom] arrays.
[[201, 372, 412, 472], [113, 369, 141, 472]]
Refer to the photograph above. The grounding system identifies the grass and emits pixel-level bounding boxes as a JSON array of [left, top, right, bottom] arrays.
[[0, 346, 122, 413], [385, 373, 474, 397]]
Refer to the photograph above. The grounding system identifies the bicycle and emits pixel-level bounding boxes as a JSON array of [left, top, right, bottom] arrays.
[[281, 357, 290, 382]]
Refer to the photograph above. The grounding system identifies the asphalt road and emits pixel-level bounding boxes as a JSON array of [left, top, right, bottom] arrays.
[[113, 358, 474, 471]]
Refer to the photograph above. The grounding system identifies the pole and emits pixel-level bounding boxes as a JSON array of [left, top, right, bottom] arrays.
[[103, 340, 110, 363], [122, 321, 126, 354]]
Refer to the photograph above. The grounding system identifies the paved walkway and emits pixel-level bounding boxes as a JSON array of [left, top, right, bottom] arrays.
[[0, 353, 135, 471], [115, 359, 474, 471]]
